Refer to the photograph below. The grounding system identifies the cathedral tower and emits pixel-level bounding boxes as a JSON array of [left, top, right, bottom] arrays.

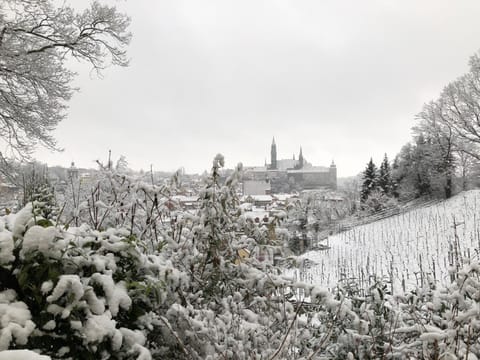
[[298, 147, 304, 169], [270, 137, 277, 170], [330, 160, 337, 190]]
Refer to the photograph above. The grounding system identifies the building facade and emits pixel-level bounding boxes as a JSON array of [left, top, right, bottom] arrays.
[[244, 138, 337, 193]]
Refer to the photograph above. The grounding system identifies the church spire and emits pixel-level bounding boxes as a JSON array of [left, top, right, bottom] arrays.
[[298, 147, 304, 168], [270, 137, 277, 170]]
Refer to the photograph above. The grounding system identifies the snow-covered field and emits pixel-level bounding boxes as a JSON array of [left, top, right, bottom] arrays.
[[297, 190, 480, 293]]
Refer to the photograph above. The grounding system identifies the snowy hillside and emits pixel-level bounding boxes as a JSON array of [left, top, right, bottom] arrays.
[[297, 190, 480, 293]]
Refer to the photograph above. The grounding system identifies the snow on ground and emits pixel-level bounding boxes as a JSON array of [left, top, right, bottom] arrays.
[[296, 190, 480, 293]]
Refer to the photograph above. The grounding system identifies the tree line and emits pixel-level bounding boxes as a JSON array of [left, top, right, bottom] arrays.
[[361, 51, 480, 209]]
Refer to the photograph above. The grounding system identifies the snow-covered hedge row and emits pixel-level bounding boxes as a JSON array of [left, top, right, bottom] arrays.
[[0, 203, 153, 359], [0, 156, 330, 359], [1, 156, 480, 359]]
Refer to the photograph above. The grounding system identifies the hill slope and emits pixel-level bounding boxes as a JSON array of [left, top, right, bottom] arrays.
[[298, 190, 480, 293]]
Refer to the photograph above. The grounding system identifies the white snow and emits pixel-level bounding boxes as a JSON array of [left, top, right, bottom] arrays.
[[0, 231, 14, 265], [57, 347, 69, 357], [42, 320, 56, 330], [132, 343, 152, 360], [12, 203, 33, 239], [83, 311, 117, 344], [0, 350, 50, 360], [0, 291, 35, 350], [21, 225, 58, 258], [89, 273, 132, 316], [40, 281, 54, 295], [298, 190, 480, 292], [84, 287, 106, 315], [120, 327, 146, 347], [47, 275, 84, 304]]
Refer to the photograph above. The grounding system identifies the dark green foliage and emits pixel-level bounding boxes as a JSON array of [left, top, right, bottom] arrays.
[[22, 165, 59, 221], [361, 158, 378, 202], [378, 154, 392, 195], [392, 133, 456, 200], [0, 199, 154, 358]]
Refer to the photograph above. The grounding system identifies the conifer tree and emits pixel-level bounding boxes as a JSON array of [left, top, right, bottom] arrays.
[[361, 158, 378, 202], [22, 165, 58, 222], [378, 154, 392, 195], [391, 155, 401, 198], [411, 134, 433, 196]]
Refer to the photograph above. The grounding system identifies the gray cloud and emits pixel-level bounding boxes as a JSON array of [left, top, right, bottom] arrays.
[[35, 0, 480, 176]]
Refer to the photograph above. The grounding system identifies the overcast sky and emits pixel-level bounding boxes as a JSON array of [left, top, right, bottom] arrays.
[[34, 0, 480, 177]]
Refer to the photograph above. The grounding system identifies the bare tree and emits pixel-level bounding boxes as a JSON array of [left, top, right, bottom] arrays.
[[0, 0, 131, 158], [416, 99, 456, 197], [457, 147, 479, 190], [425, 54, 480, 161]]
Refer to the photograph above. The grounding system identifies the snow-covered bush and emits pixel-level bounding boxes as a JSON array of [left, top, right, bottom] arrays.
[[0, 197, 155, 358], [362, 189, 398, 215], [310, 267, 480, 359], [4, 155, 480, 359], [139, 155, 329, 359], [0, 155, 320, 358]]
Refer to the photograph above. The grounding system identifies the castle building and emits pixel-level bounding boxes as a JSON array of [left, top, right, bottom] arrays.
[[243, 138, 337, 194]]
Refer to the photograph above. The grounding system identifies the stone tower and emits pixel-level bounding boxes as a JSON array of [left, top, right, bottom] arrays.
[[330, 160, 337, 189], [270, 137, 277, 170]]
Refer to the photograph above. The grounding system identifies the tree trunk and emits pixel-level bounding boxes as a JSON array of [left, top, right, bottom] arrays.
[[445, 174, 452, 199]]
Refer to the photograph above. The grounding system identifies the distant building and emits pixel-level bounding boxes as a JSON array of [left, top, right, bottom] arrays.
[[244, 138, 337, 192], [67, 162, 79, 181], [243, 179, 271, 195], [243, 194, 273, 207], [172, 195, 200, 210]]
